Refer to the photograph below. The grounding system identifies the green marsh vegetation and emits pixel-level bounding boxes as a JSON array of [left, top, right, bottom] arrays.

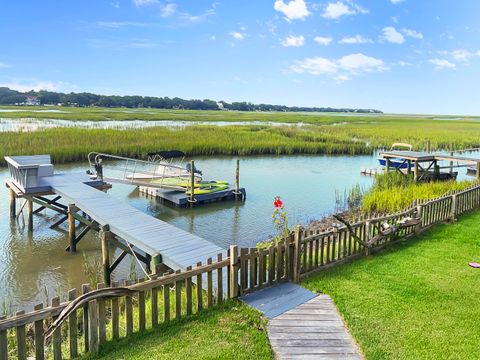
[[0, 125, 368, 165], [302, 211, 480, 360], [361, 172, 475, 213], [2, 107, 480, 165]]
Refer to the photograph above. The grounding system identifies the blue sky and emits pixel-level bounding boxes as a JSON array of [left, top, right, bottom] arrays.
[[1, 0, 479, 114]]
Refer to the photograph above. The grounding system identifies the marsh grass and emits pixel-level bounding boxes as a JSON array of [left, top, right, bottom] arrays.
[[361, 172, 475, 213], [0, 125, 369, 165], [2, 108, 480, 164]]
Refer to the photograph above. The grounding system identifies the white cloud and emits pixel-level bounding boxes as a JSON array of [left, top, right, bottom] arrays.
[[0, 80, 69, 92], [339, 35, 373, 44], [132, 0, 158, 6], [96, 21, 148, 29], [380, 26, 405, 44], [401, 28, 423, 40], [291, 57, 338, 75], [230, 31, 245, 40], [429, 58, 456, 70], [322, 1, 368, 20], [274, 0, 310, 21], [337, 53, 386, 73], [335, 74, 351, 82], [314, 36, 333, 45], [209, 35, 216, 41], [451, 49, 474, 63], [291, 53, 386, 80], [179, 7, 215, 23], [0, 62, 11, 68], [477, 50, 480, 57], [390, 0, 404, 4], [397, 60, 411, 66], [160, 3, 177, 17], [280, 35, 305, 47]]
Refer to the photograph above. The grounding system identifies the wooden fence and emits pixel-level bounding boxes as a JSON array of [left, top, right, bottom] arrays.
[[2, 184, 480, 359]]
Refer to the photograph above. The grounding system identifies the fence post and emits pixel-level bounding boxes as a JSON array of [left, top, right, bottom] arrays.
[[364, 221, 371, 256], [415, 204, 423, 234], [450, 194, 457, 221], [88, 299, 99, 354], [293, 227, 302, 283], [229, 245, 239, 298]]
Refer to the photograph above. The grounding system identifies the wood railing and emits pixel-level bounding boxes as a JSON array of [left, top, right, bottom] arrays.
[[2, 183, 480, 359]]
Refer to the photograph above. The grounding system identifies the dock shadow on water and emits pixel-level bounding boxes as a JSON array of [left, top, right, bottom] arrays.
[[0, 154, 375, 311]]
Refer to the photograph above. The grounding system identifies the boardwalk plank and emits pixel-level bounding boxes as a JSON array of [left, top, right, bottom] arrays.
[[242, 283, 362, 360]]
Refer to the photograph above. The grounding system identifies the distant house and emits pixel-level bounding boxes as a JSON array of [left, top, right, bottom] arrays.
[[22, 96, 40, 106]]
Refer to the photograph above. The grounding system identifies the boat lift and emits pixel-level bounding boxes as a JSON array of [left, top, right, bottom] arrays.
[[87, 152, 246, 206], [87, 152, 201, 191]]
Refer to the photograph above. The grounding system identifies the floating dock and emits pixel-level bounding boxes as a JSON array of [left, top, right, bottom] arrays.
[[139, 185, 246, 207], [5, 155, 227, 285]]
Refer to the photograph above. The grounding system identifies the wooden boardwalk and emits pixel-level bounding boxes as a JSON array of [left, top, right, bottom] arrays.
[[242, 283, 362, 360], [42, 173, 226, 270]]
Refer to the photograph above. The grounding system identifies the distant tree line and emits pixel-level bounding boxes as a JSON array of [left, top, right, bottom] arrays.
[[0, 87, 382, 113]]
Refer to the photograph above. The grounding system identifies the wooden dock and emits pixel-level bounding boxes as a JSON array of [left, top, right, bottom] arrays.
[[41, 173, 225, 271], [242, 283, 362, 360]]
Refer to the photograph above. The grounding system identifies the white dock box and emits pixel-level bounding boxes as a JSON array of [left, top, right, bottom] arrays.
[[4, 155, 54, 193]]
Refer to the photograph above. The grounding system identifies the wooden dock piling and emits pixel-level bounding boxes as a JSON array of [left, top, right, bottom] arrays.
[[189, 160, 195, 205], [9, 188, 16, 219], [235, 159, 241, 200], [27, 199, 33, 232], [100, 225, 111, 286], [68, 204, 77, 253]]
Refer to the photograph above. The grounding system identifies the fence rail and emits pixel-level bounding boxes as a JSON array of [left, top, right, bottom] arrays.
[[2, 183, 480, 359]]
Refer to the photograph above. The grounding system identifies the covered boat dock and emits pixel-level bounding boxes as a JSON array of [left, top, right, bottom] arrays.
[[378, 150, 480, 181]]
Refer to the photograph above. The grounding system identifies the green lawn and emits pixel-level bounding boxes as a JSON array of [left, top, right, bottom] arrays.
[[81, 300, 272, 360], [302, 212, 480, 360]]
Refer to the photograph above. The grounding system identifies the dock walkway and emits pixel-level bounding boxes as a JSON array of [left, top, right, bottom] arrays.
[[242, 283, 362, 360], [41, 173, 225, 271]]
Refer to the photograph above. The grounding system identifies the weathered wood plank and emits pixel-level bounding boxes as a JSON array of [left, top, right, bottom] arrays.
[[67, 289, 78, 358], [15, 310, 27, 360], [264, 294, 361, 360], [185, 266, 192, 315], [111, 281, 120, 339], [196, 262, 203, 312], [163, 283, 170, 322], [51, 298, 62, 360], [34, 304, 45, 360]]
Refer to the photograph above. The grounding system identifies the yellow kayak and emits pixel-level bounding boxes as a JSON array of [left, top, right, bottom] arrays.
[[151, 177, 228, 189], [186, 184, 229, 195]]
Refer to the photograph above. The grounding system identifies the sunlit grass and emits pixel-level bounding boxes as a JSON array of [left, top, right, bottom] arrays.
[[302, 211, 480, 360], [361, 172, 475, 213]]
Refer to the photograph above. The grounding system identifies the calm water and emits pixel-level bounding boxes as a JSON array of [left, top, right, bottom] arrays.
[[0, 153, 418, 312]]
